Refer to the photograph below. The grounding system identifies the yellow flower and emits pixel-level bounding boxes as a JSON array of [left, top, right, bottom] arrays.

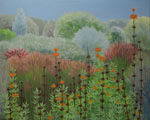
[[88, 100, 93, 104], [116, 100, 120, 104], [112, 78, 115, 81]]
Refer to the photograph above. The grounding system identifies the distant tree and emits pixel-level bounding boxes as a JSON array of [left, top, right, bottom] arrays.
[[109, 27, 126, 44], [108, 19, 129, 29], [54, 12, 109, 39], [0, 29, 16, 41], [124, 17, 150, 51], [12, 8, 27, 35], [42, 21, 55, 37], [72, 27, 109, 55]]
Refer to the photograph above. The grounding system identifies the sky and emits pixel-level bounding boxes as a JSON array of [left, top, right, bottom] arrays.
[[0, 0, 149, 21]]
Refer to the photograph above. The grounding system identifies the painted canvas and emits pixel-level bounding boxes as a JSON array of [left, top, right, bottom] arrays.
[[0, 0, 150, 120]]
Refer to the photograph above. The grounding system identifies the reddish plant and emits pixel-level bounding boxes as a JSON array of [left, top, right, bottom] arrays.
[[105, 43, 138, 63], [8, 51, 94, 76], [4, 48, 28, 59]]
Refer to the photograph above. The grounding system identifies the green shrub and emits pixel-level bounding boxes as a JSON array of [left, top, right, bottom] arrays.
[[108, 27, 126, 44], [54, 12, 109, 39], [0, 29, 16, 41], [0, 34, 85, 60], [124, 16, 150, 51], [42, 20, 55, 37]]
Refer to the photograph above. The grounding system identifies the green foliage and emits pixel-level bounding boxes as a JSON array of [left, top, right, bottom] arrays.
[[0, 15, 14, 30], [31, 17, 47, 35], [72, 27, 109, 55], [0, 14, 39, 35], [33, 88, 46, 120], [42, 20, 55, 37], [4, 71, 20, 120], [54, 12, 109, 39], [0, 34, 85, 60], [0, 29, 16, 41], [12, 8, 27, 35], [124, 16, 150, 51], [108, 27, 126, 44], [107, 19, 129, 29], [18, 103, 30, 120]]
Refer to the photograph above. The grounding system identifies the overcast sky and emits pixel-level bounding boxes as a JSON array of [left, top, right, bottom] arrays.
[[0, 0, 149, 21]]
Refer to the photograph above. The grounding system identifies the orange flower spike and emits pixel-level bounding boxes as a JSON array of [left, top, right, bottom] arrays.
[[10, 73, 16, 77], [93, 86, 97, 90], [130, 14, 138, 19], [54, 48, 58, 51], [51, 84, 56, 88], [112, 78, 115, 81], [99, 56, 105, 61], [12, 93, 19, 98], [81, 86, 85, 90], [107, 93, 111, 97], [81, 75, 86, 80], [67, 97, 71, 101], [95, 54, 100, 57], [95, 48, 101, 52], [132, 8, 136, 12], [61, 103, 66, 106], [57, 97, 62, 101], [111, 69, 115, 72], [116, 100, 121, 104], [53, 53, 59, 57], [10, 84, 14, 88], [59, 80, 65, 85], [104, 84, 108, 88], [95, 68, 99, 72], [100, 67, 104, 71], [48, 116, 52, 120]]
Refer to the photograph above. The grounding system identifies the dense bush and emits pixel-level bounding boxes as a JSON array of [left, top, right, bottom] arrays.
[[72, 27, 109, 55], [42, 20, 55, 37], [31, 17, 47, 35], [12, 8, 27, 35], [0, 34, 85, 60], [108, 27, 126, 44], [105, 43, 138, 71], [124, 17, 150, 51], [7, 51, 94, 118], [107, 19, 129, 29], [54, 12, 109, 39], [0, 29, 16, 41]]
